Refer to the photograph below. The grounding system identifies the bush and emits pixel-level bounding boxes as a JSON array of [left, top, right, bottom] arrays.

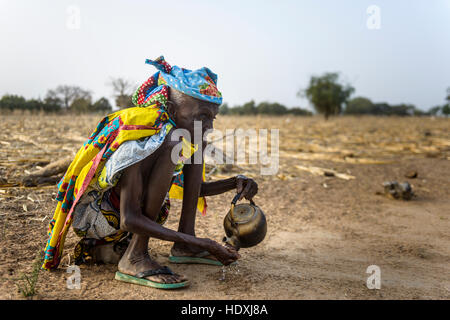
[[219, 103, 230, 115], [70, 98, 92, 113], [0, 93, 114, 113], [0, 94, 27, 111], [288, 107, 312, 116], [345, 97, 374, 114], [256, 102, 287, 115], [92, 97, 113, 112], [223, 101, 311, 116], [442, 104, 450, 116]]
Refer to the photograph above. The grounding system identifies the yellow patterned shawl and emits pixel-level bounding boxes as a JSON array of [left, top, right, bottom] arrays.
[[42, 105, 206, 270]]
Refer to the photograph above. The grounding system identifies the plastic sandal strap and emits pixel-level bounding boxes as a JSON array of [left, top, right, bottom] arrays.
[[135, 266, 174, 278]]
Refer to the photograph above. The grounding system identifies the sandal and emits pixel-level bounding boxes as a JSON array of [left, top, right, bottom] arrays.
[[169, 250, 224, 266], [115, 266, 189, 289]]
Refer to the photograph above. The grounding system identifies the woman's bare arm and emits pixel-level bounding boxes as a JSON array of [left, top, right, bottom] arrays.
[[200, 175, 258, 200]]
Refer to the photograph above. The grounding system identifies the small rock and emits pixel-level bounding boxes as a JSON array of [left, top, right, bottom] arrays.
[[405, 171, 418, 179], [344, 153, 354, 158], [425, 152, 441, 158], [383, 181, 414, 200], [323, 171, 335, 177]]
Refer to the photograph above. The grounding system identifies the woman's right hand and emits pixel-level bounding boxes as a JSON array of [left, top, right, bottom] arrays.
[[198, 238, 240, 265]]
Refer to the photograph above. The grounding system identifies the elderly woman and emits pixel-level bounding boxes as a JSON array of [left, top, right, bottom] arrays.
[[42, 56, 258, 289]]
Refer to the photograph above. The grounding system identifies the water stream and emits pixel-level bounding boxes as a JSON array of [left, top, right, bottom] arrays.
[[218, 262, 240, 281]]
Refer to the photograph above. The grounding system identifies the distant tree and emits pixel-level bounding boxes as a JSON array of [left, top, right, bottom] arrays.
[[389, 104, 415, 116], [92, 97, 112, 113], [288, 107, 312, 116], [219, 103, 230, 115], [25, 99, 46, 111], [345, 97, 374, 114], [43, 96, 63, 112], [442, 87, 450, 116], [226, 101, 258, 115], [70, 97, 92, 113], [108, 77, 135, 109], [299, 72, 354, 120], [0, 94, 27, 110], [241, 100, 257, 115], [256, 102, 288, 115], [45, 85, 91, 110], [229, 106, 244, 115], [412, 108, 427, 116], [223, 101, 311, 116], [116, 95, 134, 108], [428, 106, 441, 116], [443, 104, 450, 116], [371, 103, 391, 115]]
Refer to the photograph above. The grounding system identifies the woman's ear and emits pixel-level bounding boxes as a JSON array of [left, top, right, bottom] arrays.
[[166, 87, 178, 120], [165, 100, 177, 121]]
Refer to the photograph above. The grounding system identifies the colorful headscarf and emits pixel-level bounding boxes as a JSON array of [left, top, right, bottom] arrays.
[[132, 56, 222, 108]]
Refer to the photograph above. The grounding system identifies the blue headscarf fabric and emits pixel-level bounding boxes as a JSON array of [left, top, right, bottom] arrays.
[[132, 56, 222, 108]]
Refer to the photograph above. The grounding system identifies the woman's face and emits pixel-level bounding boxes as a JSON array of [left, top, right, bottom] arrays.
[[168, 88, 219, 142]]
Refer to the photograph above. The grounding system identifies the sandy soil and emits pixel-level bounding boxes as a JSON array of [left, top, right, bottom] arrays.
[[0, 114, 449, 299]]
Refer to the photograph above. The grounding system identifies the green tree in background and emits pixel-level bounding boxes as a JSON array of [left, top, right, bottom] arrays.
[[219, 103, 230, 115], [70, 97, 92, 113], [371, 103, 391, 115], [69, 97, 112, 113], [289, 107, 312, 116], [345, 97, 374, 114], [0, 95, 27, 110], [299, 72, 354, 120], [443, 87, 450, 116], [442, 104, 450, 116], [25, 99, 46, 111], [388, 104, 415, 116], [428, 106, 441, 116], [220, 100, 311, 116], [227, 100, 257, 115], [241, 100, 257, 115], [0, 94, 62, 112], [92, 97, 113, 112], [42, 96, 63, 112], [256, 102, 287, 115]]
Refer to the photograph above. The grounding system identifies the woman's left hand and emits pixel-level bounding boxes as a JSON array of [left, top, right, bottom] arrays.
[[235, 175, 258, 201]]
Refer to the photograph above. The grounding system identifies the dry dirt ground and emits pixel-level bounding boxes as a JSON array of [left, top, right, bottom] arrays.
[[0, 113, 449, 300]]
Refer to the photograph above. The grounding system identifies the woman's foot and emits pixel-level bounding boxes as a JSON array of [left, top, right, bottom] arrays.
[[118, 250, 187, 284]]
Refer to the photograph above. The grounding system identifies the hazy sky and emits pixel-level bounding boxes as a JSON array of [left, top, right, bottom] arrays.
[[1, 0, 449, 111]]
